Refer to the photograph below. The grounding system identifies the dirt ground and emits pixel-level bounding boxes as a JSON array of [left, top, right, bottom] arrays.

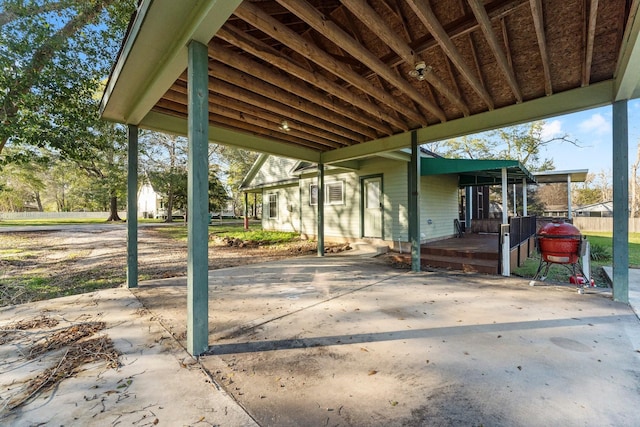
[[0, 225, 343, 306]]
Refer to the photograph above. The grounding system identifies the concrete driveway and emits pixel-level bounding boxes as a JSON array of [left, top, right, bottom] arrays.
[[132, 254, 640, 426]]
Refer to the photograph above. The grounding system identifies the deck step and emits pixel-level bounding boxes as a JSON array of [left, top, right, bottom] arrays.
[[421, 246, 500, 261], [387, 253, 499, 275], [420, 254, 499, 274]]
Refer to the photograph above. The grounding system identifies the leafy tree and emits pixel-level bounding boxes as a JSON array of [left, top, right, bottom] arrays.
[[214, 146, 259, 215], [0, 0, 135, 163]]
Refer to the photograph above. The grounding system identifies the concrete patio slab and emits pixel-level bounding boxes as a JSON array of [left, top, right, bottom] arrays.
[[133, 255, 640, 427]]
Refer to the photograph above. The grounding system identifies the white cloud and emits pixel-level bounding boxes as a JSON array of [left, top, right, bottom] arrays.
[[541, 120, 563, 140], [579, 113, 609, 134]]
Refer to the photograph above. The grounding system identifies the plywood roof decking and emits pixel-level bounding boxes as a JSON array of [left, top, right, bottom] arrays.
[[150, 0, 626, 152], [102, 0, 638, 163]]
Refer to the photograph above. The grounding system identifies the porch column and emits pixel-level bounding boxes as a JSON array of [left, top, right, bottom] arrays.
[[409, 131, 421, 272], [243, 192, 249, 230], [317, 163, 325, 256], [522, 178, 528, 216], [187, 40, 210, 356], [126, 124, 138, 289], [501, 168, 508, 224], [465, 186, 473, 231], [612, 100, 629, 303], [513, 184, 517, 216], [567, 174, 573, 220]]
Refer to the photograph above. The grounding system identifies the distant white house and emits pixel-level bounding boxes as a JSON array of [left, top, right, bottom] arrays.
[[240, 151, 535, 250], [574, 201, 613, 217], [137, 181, 162, 219]]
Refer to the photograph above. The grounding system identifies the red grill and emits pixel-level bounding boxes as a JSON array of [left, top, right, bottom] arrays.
[[532, 220, 591, 289], [537, 221, 582, 264]]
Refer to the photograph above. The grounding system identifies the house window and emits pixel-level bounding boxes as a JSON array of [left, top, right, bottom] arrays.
[[309, 182, 344, 205], [267, 193, 278, 218], [326, 182, 344, 205]]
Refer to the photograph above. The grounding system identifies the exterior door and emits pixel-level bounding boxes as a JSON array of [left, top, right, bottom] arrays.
[[362, 176, 383, 238]]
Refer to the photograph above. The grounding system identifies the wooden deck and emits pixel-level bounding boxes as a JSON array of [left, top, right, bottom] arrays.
[[392, 233, 501, 274]]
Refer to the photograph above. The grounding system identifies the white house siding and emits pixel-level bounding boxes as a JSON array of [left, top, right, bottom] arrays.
[[298, 158, 408, 242], [262, 184, 300, 233], [420, 174, 459, 241], [252, 156, 299, 187]]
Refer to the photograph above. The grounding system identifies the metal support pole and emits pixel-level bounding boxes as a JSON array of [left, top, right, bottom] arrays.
[[243, 192, 249, 230], [522, 178, 528, 216], [409, 131, 421, 272], [126, 125, 138, 289], [317, 163, 325, 257], [567, 175, 573, 220], [501, 168, 508, 224], [187, 40, 210, 356], [513, 183, 517, 216], [612, 100, 629, 303], [465, 186, 473, 231]]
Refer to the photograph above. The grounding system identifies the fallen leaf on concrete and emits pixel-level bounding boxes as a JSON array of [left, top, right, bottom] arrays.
[[368, 370, 378, 376]]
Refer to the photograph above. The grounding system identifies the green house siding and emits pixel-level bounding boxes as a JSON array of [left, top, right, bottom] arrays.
[[262, 184, 300, 233], [252, 156, 298, 187], [420, 174, 459, 241], [297, 157, 407, 241]]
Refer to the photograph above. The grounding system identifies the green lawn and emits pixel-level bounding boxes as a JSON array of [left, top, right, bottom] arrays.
[[513, 232, 640, 286], [154, 224, 300, 245]]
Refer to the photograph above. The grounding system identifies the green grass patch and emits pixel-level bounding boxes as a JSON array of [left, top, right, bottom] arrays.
[[211, 227, 299, 245]]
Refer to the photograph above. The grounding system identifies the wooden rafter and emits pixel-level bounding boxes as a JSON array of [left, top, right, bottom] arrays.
[[407, 0, 495, 110], [208, 40, 391, 136], [529, 0, 553, 96], [583, 0, 599, 86], [217, 25, 408, 135], [163, 82, 352, 147], [207, 61, 369, 142], [233, 1, 426, 125], [274, 0, 447, 123], [339, 0, 470, 116], [467, 0, 523, 102]]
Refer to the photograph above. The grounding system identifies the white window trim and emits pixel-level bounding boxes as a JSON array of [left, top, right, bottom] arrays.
[[267, 193, 278, 219], [309, 181, 344, 206]]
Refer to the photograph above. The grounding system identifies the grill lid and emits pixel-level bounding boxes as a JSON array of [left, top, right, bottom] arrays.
[[537, 220, 581, 238]]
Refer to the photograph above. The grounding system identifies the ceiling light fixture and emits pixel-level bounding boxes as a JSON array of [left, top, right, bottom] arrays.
[[279, 120, 290, 132], [409, 61, 432, 81]]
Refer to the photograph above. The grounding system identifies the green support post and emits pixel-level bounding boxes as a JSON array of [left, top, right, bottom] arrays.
[[409, 131, 420, 272], [612, 100, 629, 303], [318, 163, 325, 256], [126, 124, 138, 289], [187, 40, 210, 356]]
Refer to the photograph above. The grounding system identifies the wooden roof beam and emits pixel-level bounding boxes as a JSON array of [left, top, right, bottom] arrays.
[[529, 0, 553, 95], [207, 62, 369, 142], [208, 41, 381, 139], [154, 98, 332, 151], [180, 75, 362, 146], [215, 25, 401, 134], [339, 0, 470, 116], [273, 0, 447, 123], [233, 1, 426, 126], [407, 0, 495, 110], [583, 0, 599, 86], [467, 0, 523, 103]]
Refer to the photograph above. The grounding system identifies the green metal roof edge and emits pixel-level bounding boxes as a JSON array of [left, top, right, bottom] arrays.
[[421, 157, 537, 184]]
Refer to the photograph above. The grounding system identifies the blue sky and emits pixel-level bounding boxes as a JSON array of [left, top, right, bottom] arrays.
[[537, 99, 640, 175]]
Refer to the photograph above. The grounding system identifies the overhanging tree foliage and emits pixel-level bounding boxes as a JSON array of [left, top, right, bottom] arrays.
[[0, 0, 135, 163]]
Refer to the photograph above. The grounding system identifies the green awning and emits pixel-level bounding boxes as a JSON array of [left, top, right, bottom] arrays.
[[421, 158, 537, 187]]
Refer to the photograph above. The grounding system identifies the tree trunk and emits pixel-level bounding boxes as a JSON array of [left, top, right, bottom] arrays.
[[34, 191, 43, 211], [107, 194, 121, 221], [164, 184, 174, 223]]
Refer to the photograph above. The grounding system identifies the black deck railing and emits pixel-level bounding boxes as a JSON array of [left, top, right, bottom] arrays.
[[499, 215, 537, 274]]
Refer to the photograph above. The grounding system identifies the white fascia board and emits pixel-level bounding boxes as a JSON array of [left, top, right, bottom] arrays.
[[321, 80, 614, 164]]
